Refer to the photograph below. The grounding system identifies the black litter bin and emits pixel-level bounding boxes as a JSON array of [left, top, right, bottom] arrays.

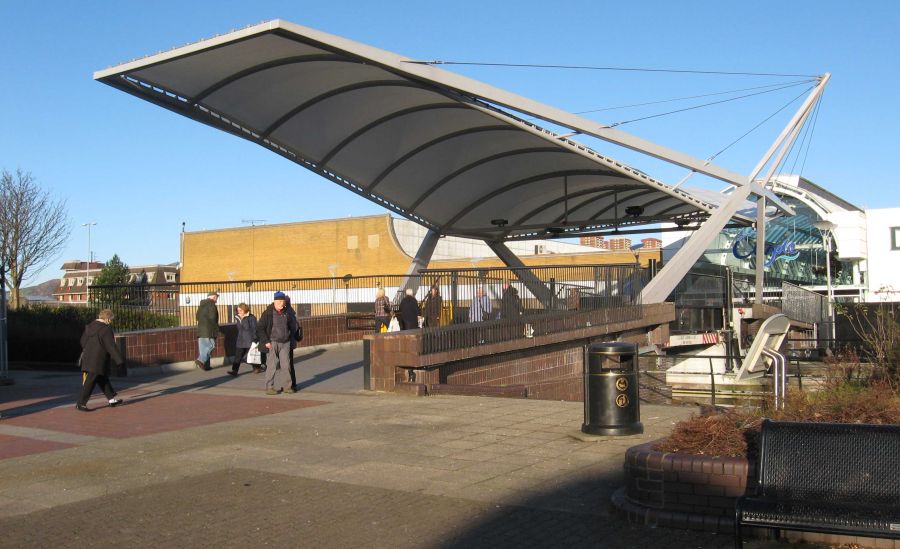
[[582, 342, 642, 436]]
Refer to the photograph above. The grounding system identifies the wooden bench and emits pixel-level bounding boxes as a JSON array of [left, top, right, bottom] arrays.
[[735, 419, 900, 548]]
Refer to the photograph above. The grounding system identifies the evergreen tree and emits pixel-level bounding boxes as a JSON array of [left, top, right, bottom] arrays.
[[90, 254, 129, 306]]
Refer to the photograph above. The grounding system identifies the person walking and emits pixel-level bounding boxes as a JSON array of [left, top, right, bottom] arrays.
[[228, 303, 260, 376], [195, 289, 219, 371], [374, 288, 392, 333], [422, 284, 442, 327], [257, 291, 298, 395], [75, 309, 124, 412], [398, 288, 420, 330]]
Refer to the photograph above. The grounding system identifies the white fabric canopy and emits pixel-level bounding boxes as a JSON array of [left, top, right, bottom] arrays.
[[96, 20, 723, 240]]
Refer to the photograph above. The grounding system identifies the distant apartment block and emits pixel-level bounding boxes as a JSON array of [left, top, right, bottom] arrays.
[[579, 235, 608, 249], [606, 237, 632, 250]]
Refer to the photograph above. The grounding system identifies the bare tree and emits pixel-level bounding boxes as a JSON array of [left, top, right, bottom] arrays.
[[0, 169, 70, 309]]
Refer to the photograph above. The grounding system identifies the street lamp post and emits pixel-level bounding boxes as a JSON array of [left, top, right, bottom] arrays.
[[82, 222, 97, 304], [0, 262, 11, 386], [813, 220, 836, 350]]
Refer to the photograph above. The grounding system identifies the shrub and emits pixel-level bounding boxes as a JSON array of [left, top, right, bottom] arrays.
[[655, 381, 900, 459], [7, 305, 178, 363]]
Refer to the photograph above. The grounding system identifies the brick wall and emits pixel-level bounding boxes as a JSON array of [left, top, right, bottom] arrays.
[[366, 303, 675, 401], [615, 440, 753, 533], [119, 314, 368, 368]]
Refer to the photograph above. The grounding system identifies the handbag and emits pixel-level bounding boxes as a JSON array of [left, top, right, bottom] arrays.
[[246, 342, 262, 365]]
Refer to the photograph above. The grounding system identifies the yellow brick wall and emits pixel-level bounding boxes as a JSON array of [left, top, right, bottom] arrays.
[[181, 214, 662, 282], [181, 215, 413, 282]]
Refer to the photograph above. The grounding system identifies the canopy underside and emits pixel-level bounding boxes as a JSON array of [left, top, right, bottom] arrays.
[[95, 20, 728, 240]]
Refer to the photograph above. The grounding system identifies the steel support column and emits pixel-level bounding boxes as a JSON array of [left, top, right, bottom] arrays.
[[486, 240, 555, 309], [396, 230, 440, 302]]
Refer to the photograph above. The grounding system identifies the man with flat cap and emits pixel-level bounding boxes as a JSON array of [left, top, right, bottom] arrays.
[[195, 289, 220, 371], [257, 291, 299, 395]]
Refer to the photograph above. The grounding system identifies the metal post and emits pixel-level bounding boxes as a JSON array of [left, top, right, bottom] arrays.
[[814, 221, 836, 350], [724, 267, 735, 373], [754, 196, 766, 306], [83, 222, 97, 305], [549, 277, 556, 310], [0, 265, 11, 386], [824, 236, 833, 349], [450, 271, 458, 324]]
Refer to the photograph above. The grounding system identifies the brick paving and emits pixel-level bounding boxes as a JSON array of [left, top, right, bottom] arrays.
[[3, 390, 329, 439], [0, 433, 74, 460], [0, 362, 812, 548]]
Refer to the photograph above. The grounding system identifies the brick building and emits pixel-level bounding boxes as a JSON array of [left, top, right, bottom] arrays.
[[54, 261, 179, 306], [606, 237, 632, 250], [180, 214, 662, 283]]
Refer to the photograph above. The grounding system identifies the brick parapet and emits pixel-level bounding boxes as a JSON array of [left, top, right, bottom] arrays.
[[119, 313, 367, 368], [615, 440, 900, 547], [366, 303, 674, 401], [615, 440, 753, 534]]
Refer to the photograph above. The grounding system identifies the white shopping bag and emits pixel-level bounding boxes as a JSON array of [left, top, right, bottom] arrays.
[[246, 342, 262, 365], [388, 317, 401, 332]]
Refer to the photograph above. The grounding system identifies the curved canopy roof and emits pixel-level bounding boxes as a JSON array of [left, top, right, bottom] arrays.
[[95, 20, 729, 241]]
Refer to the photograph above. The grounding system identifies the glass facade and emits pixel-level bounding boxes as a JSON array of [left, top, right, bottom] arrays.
[[700, 196, 855, 286]]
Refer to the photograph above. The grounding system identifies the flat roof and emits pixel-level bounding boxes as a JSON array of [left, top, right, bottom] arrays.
[[96, 20, 747, 241]]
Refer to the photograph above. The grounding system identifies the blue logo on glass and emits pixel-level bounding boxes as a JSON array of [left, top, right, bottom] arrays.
[[732, 229, 800, 268]]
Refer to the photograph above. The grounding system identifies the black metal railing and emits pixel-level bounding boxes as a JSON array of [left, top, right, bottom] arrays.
[[87, 264, 643, 334], [417, 265, 643, 354]]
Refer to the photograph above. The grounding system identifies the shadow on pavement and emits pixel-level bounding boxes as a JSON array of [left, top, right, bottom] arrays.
[[0, 367, 238, 417], [294, 361, 362, 392], [435, 470, 762, 549]]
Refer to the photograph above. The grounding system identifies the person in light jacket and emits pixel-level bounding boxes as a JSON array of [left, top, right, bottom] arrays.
[[228, 303, 260, 376], [75, 309, 124, 412]]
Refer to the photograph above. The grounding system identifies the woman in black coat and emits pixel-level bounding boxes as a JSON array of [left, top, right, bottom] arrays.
[[398, 289, 420, 330], [76, 309, 124, 411], [228, 303, 260, 376]]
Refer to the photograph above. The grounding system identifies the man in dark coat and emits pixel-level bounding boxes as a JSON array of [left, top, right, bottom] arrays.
[[256, 291, 299, 395], [398, 288, 420, 330], [75, 309, 124, 411], [195, 289, 219, 371], [421, 284, 442, 328], [500, 283, 524, 339]]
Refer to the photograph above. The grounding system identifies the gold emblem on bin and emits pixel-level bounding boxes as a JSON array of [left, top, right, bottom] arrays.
[[615, 377, 628, 391], [615, 394, 629, 408]]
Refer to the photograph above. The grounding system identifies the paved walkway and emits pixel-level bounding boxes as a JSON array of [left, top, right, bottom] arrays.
[[0, 345, 807, 548]]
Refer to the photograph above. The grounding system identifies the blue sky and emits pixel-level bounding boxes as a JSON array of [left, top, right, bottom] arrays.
[[2, 0, 898, 285]]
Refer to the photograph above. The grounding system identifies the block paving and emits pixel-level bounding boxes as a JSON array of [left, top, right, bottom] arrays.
[[0, 361, 813, 548]]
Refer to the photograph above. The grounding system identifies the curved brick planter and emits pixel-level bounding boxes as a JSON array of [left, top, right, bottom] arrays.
[[612, 440, 754, 534]]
